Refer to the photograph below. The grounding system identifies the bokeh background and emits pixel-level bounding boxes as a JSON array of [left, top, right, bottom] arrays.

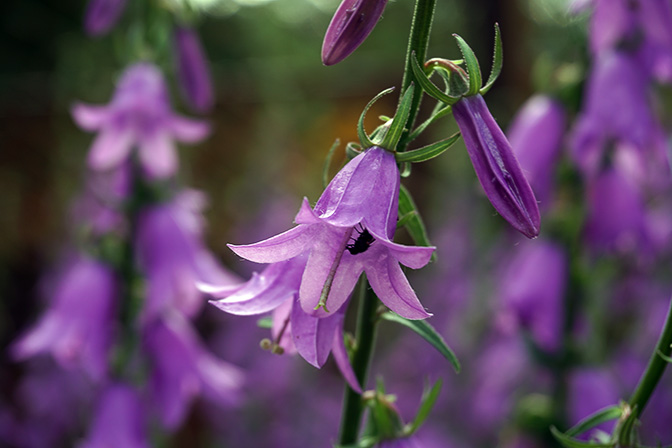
[[3, 0, 672, 446]]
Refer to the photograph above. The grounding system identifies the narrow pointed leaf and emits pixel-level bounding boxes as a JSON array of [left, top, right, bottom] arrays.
[[345, 142, 362, 160], [380, 85, 414, 150], [406, 379, 442, 434], [480, 23, 503, 95], [398, 184, 434, 261], [380, 312, 459, 372], [407, 105, 453, 142], [359, 88, 395, 149], [395, 133, 460, 163], [565, 405, 622, 437], [453, 34, 482, 96], [550, 427, 614, 448], [410, 55, 460, 105], [323, 139, 341, 188]]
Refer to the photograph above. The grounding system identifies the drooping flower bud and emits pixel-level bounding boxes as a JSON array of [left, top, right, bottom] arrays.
[[173, 26, 214, 113], [321, 0, 388, 66], [84, 0, 127, 37], [452, 94, 541, 238]]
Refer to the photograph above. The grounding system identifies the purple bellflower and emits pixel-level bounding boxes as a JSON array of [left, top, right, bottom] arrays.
[[227, 146, 435, 320], [135, 189, 241, 322], [497, 239, 567, 352], [452, 94, 541, 238], [173, 26, 214, 113], [321, 0, 389, 65], [143, 310, 244, 429], [78, 383, 149, 448], [12, 256, 117, 381], [83, 0, 127, 37], [507, 95, 566, 209], [201, 254, 361, 392], [72, 62, 210, 179]]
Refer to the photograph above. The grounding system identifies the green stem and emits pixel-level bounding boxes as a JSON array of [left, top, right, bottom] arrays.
[[628, 296, 672, 417], [338, 276, 379, 445], [399, 0, 437, 151]]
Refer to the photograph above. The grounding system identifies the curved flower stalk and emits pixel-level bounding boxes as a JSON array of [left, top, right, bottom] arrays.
[[11, 255, 117, 381], [201, 255, 361, 392], [227, 146, 435, 320], [143, 310, 244, 429], [452, 95, 541, 238], [83, 0, 127, 37], [135, 189, 241, 322], [72, 63, 210, 179], [78, 383, 149, 448], [322, 0, 389, 65], [173, 26, 214, 113]]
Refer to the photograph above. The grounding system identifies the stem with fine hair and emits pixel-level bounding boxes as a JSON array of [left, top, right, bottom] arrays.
[[399, 0, 437, 150], [338, 276, 379, 445], [628, 296, 672, 417]]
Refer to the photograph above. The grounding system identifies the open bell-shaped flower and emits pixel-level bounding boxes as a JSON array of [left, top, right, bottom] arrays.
[[227, 146, 434, 320], [322, 0, 389, 65], [72, 63, 210, 179]]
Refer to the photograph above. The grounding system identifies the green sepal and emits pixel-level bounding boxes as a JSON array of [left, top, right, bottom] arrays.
[[410, 54, 461, 105], [405, 379, 442, 435], [322, 139, 341, 188], [565, 405, 623, 437], [395, 132, 460, 163], [480, 23, 503, 95], [399, 162, 412, 178], [380, 312, 460, 373], [358, 88, 395, 149], [346, 142, 363, 160], [406, 106, 453, 143], [453, 34, 482, 96], [397, 184, 434, 261], [615, 404, 639, 447], [379, 85, 414, 151], [256, 317, 273, 329], [550, 426, 614, 448]]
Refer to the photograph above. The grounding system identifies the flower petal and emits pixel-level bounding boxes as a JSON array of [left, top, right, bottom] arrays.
[[71, 103, 110, 131], [229, 225, 314, 264], [139, 132, 178, 179], [332, 323, 362, 393], [365, 252, 431, 320], [290, 296, 341, 368], [87, 127, 135, 171], [294, 197, 322, 225], [169, 116, 210, 143], [377, 239, 435, 269], [361, 147, 400, 240]]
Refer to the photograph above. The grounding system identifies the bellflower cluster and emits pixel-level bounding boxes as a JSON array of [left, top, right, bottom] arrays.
[[322, 0, 389, 65], [72, 63, 210, 179]]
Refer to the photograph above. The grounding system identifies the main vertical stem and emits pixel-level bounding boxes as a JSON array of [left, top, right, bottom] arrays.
[[628, 296, 672, 417], [399, 0, 437, 151], [338, 276, 379, 445]]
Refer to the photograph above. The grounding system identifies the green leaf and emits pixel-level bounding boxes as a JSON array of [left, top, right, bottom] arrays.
[[380, 85, 414, 151], [395, 133, 460, 163], [480, 23, 503, 95], [322, 139, 341, 188], [397, 185, 434, 261], [380, 312, 460, 373], [406, 379, 442, 434], [550, 426, 614, 448], [453, 34, 482, 96], [358, 88, 395, 149], [409, 54, 460, 105], [565, 405, 622, 437], [257, 317, 273, 329]]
